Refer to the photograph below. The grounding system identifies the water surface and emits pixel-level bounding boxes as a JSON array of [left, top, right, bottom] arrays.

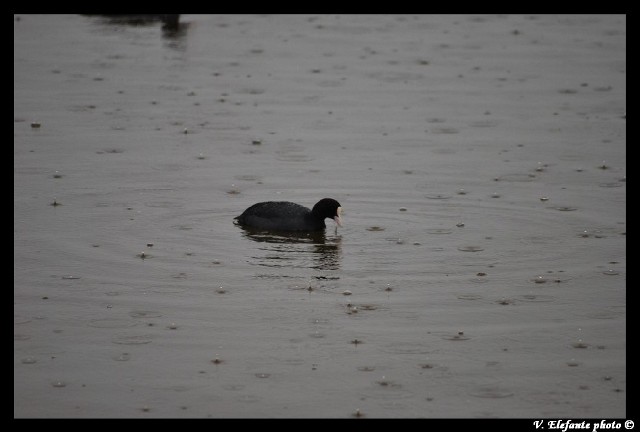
[[14, 14, 625, 418]]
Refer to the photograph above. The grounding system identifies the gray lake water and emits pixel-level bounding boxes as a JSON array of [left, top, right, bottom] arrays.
[[14, 14, 625, 418]]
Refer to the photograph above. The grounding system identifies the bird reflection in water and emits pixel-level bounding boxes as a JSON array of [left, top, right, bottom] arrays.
[[82, 14, 189, 40], [238, 227, 342, 272]]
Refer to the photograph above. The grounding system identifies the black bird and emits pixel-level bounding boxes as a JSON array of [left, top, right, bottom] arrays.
[[235, 198, 342, 232]]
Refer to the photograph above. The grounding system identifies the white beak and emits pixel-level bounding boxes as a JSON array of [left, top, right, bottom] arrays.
[[333, 207, 343, 227]]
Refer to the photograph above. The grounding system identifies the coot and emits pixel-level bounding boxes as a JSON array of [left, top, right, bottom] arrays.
[[235, 198, 342, 232]]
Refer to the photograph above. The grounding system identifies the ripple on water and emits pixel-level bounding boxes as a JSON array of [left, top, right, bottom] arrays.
[[112, 334, 153, 345], [14, 316, 32, 325], [531, 275, 548, 284], [513, 294, 557, 303], [582, 311, 621, 320], [430, 127, 459, 134], [577, 228, 607, 238], [469, 276, 491, 284], [496, 173, 536, 182], [426, 228, 453, 235], [148, 286, 187, 294], [441, 333, 470, 341], [469, 386, 514, 399], [424, 193, 452, 200], [496, 298, 516, 305], [223, 384, 245, 391], [129, 310, 164, 318], [519, 235, 563, 245], [456, 293, 484, 301], [236, 394, 262, 403], [234, 174, 262, 182], [576, 227, 624, 239], [275, 143, 313, 162], [458, 246, 484, 252], [112, 352, 131, 361], [144, 200, 184, 209], [355, 303, 385, 311], [530, 274, 572, 284], [549, 205, 578, 212], [362, 384, 414, 402], [598, 182, 624, 188], [88, 318, 139, 329], [171, 224, 193, 231]]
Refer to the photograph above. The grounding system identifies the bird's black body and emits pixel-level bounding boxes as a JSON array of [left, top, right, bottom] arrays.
[[235, 198, 342, 232]]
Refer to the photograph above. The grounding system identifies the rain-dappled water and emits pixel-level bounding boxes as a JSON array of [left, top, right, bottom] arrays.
[[15, 14, 625, 418]]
